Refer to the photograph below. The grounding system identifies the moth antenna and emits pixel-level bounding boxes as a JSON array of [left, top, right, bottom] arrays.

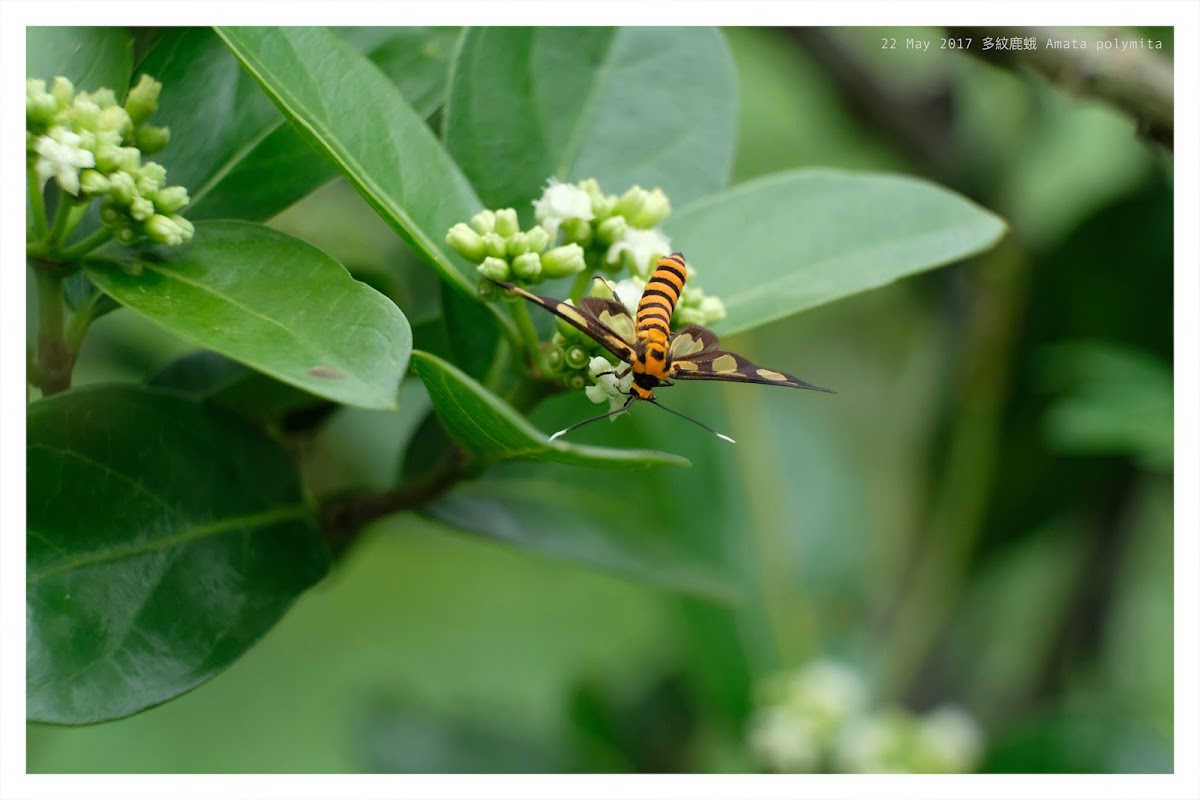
[[548, 396, 635, 441], [646, 399, 736, 444]]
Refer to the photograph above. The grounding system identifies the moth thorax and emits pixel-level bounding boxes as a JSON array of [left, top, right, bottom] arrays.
[[630, 376, 656, 399]]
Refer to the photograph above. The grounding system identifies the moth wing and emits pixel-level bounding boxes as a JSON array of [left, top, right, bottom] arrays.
[[670, 349, 833, 392], [490, 278, 636, 361], [579, 297, 637, 348], [667, 325, 721, 359]]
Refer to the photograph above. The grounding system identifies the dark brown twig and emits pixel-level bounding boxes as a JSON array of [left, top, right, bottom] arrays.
[[947, 26, 1173, 150], [319, 448, 469, 553]]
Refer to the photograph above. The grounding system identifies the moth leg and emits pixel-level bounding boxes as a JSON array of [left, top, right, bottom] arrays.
[[595, 365, 632, 379]]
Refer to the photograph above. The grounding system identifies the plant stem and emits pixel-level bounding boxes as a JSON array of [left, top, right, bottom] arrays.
[[33, 268, 74, 395], [947, 25, 1174, 149], [45, 194, 79, 247], [884, 240, 1029, 695], [28, 168, 49, 239], [319, 449, 468, 553], [569, 269, 594, 303], [27, 346, 42, 387], [511, 300, 548, 376], [59, 227, 114, 261], [63, 201, 92, 237], [64, 287, 104, 356]]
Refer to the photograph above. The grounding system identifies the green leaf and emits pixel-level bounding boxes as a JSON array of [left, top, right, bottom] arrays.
[[27, 384, 329, 724], [26, 27, 134, 96], [424, 470, 732, 601], [363, 27, 461, 118], [134, 28, 284, 220], [139, 27, 456, 222], [85, 220, 411, 410], [664, 169, 1007, 337], [444, 27, 737, 215], [443, 282, 504, 382], [408, 350, 688, 469], [149, 350, 334, 427], [216, 26, 483, 295]]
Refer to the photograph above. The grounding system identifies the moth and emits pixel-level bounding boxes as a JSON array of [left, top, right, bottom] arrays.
[[491, 252, 832, 442]]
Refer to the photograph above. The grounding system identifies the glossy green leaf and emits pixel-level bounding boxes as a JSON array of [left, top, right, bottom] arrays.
[[149, 350, 334, 428], [408, 350, 688, 469], [27, 384, 329, 724], [26, 27, 134, 95], [443, 282, 504, 382], [416, 389, 736, 597], [216, 26, 482, 295], [138, 27, 455, 221], [85, 220, 411, 410], [444, 27, 737, 215], [425, 471, 732, 601], [664, 169, 1007, 336], [134, 28, 283, 220], [364, 27, 461, 118]]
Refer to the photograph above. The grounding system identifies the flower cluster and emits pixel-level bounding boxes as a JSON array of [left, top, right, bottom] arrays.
[[747, 660, 984, 773], [27, 75, 193, 247], [445, 178, 727, 406]]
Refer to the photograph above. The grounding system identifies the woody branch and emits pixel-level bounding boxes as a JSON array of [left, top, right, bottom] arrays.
[[947, 26, 1174, 150]]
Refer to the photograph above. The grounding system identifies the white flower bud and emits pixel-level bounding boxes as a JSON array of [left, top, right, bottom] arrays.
[[533, 177, 594, 237], [476, 256, 510, 281], [470, 209, 496, 234], [493, 207, 519, 238], [541, 243, 586, 278], [445, 222, 485, 262], [511, 252, 542, 281]]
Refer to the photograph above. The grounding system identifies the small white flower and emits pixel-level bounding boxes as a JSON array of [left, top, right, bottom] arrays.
[[34, 126, 95, 195], [606, 227, 672, 278], [611, 277, 645, 314], [585, 356, 633, 413], [699, 294, 727, 323], [533, 177, 594, 238], [748, 707, 822, 773], [834, 711, 903, 773], [783, 660, 869, 729], [914, 706, 984, 772]]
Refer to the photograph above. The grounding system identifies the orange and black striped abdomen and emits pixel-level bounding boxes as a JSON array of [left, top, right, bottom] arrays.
[[636, 253, 687, 344], [630, 253, 688, 395]]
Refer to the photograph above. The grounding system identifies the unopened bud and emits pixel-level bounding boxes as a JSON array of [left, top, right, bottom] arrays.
[[560, 217, 593, 247], [153, 185, 190, 215], [524, 225, 551, 254], [511, 252, 542, 281], [565, 344, 591, 370], [541, 243, 586, 278], [136, 125, 171, 154], [446, 222, 485, 262], [124, 74, 162, 127], [595, 215, 627, 246], [50, 76, 75, 109], [476, 256, 510, 281], [470, 209, 496, 235], [493, 207, 519, 238]]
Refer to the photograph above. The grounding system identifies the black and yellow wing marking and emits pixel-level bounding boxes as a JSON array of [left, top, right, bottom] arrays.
[[489, 278, 636, 362], [666, 325, 720, 359], [668, 325, 832, 392], [578, 296, 637, 348]]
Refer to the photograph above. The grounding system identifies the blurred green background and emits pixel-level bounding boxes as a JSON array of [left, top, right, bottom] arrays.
[[27, 26, 1173, 773]]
